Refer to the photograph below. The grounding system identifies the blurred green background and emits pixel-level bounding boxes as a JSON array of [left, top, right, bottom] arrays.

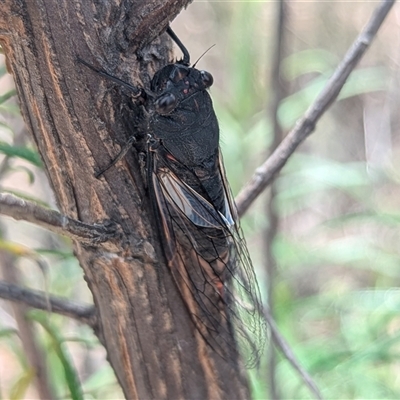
[[0, 1, 399, 399]]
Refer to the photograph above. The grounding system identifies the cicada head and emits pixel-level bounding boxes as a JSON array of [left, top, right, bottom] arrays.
[[151, 63, 214, 115]]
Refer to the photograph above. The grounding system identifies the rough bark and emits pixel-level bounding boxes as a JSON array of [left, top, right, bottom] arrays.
[[0, 1, 249, 399]]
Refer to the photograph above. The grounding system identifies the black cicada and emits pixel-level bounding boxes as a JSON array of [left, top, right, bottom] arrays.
[[79, 27, 266, 367]]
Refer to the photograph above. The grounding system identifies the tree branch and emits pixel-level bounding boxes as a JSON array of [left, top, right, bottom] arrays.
[[264, 308, 323, 400], [0, 280, 96, 326], [1, 1, 250, 398], [235, 0, 395, 217], [0, 193, 116, 243]]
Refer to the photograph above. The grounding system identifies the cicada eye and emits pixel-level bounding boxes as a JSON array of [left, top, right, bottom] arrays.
[[155, 93, 177, 114], [200, 70, 213, 88]]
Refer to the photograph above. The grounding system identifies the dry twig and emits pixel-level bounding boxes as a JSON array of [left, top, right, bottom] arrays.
[[264, 308, 323, 399], [0, 193, 115, 243], [0, 280, 96, 326], [235, 0, 395, 217]]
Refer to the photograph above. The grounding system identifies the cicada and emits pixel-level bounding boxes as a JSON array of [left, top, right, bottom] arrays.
[[79, 27, 266, 367]]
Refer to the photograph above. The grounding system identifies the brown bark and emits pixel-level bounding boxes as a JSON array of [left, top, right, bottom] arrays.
[[0, 1, 249, 399]]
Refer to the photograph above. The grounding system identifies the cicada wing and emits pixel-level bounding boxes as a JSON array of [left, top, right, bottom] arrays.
[[151, 148, 266, 367], [151, 168, 177, 262], [158, 168, 233, 229], [152, 167, 241, 363], [216, 151, 267, 367]]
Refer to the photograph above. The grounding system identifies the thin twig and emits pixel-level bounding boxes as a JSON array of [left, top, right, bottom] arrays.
[[0, 193, 116, 243], [0, 280, 96, 326], [235, 0, 395, 217], [264, 308, 323, 400]]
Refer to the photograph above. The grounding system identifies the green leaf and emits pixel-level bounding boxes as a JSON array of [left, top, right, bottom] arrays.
[[82, 364, 117, 393], [282, 48, 338, 80], [278, 67, 387, 130], [0, 63, 7, 77], [0, 89, 17, 105], [0, 121, 14, 133], [8, 165, 36, 184], [35, 248, 74, 259], [29, 312, 84, 400], [0, 328, 18, 338], [0, 142, 42, 167], [0, 103, 21, 115], [10, 368, 35, 400]]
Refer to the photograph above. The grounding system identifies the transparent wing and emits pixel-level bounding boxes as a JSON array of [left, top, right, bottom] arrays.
[[158, 169, 234, 229], [151, 148, 266, 367], [217, 153, 267, 367]]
